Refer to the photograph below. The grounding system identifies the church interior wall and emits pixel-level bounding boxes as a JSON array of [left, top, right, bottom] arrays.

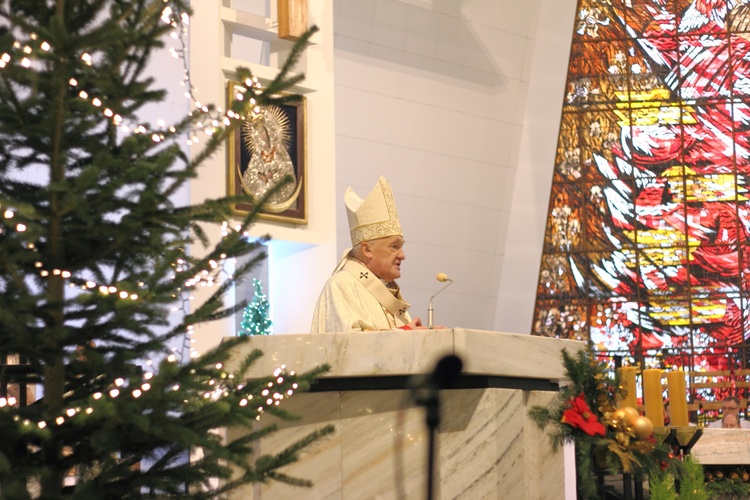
[[164, 0, 577, 345], [332, 0, 575, 333]]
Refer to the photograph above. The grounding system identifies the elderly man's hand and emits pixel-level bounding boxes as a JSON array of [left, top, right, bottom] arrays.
[[401, 317, 447, 330], [407, 317, 426, 330]]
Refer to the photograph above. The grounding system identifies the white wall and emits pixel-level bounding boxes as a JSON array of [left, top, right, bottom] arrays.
[[174, 0, 577, 342], [187, 1, 337, 353], [495, 0, 578, 333], [332, 0, 576, 333]]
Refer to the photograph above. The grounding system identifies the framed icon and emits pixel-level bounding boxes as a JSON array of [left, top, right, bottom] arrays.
[[227, 81, 307, 224]]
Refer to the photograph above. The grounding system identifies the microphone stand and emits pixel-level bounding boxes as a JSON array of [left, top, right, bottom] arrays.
[[427, 278, 453, 329], [409, 355, 463, 500], [425, 389, 439, 500]]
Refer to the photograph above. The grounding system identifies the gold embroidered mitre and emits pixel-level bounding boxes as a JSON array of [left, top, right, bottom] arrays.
[[345, 176, 402, 246]]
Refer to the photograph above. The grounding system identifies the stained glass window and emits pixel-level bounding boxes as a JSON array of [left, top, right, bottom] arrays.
[[533, 0, 750, 412]]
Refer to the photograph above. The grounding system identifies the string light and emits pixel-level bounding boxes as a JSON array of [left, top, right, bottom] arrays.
[[0, 6, 285, 431], [0, 3, 254, 151], [0, 360, 300, 430], [0, 212, 246, 317]]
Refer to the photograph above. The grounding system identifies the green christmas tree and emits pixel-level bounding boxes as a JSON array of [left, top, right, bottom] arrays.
[[0, 1, 329, 498], [240, 279, 273, 336]]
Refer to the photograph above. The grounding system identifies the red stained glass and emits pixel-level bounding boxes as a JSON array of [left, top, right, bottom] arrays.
[[534, 0, 750, 405]]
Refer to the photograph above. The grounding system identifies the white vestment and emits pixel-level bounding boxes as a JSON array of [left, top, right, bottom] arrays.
[[707, 417, 750, 429], [311, 258, 411, 333]]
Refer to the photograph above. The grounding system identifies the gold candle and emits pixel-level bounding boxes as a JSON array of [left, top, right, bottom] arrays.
[[617, 366, 638, 410], [667, 370, 689, 427], [643, 369, 665, 427]]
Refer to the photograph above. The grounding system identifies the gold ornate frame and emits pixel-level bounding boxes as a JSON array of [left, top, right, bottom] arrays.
[[227, 81, 307, 224]]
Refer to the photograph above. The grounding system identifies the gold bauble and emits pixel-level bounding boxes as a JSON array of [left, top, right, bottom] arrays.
[[633, 416, 654, 440], [612, 408, 629, 423], [620, 406, 639, 425]]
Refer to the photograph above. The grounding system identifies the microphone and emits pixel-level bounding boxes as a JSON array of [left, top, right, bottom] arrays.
[[408, 354, 464, 401], [428, 273, 453, 329], [428, 354, 463, 389]]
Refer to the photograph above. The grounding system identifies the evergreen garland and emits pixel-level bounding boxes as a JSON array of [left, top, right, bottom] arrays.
[[650, 470, 679, 500], [680, 456, 711, 500], [705, 465, 750, 498], [529, 347, 678, 499], [650, 456, 710, 500]]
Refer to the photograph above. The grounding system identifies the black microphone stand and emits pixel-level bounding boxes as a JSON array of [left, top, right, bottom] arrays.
[[425, 387, 440, 500], [410, 355, 462, 500]]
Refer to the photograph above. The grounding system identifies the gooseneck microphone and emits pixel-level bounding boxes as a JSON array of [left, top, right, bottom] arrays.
[[427, 273, 453, 329]]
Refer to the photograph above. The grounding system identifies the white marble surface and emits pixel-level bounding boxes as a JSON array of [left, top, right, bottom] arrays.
[[224, 329, 583, 381], [226, 388, 562, 499], [691, 428, 750, 465], [223, 330, 579, 499], [453, 328, 582, 380]]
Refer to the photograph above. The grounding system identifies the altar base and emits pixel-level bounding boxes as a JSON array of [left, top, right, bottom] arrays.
[[224, 329, 583, 499]]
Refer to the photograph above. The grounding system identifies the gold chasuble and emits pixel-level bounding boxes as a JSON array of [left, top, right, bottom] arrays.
[[310, 258, 411, 333]]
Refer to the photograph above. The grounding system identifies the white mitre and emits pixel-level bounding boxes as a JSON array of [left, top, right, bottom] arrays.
[[345, 176, 402, 246]]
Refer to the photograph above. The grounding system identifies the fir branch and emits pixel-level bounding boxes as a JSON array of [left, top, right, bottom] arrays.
[[0, 2, 330, 497]]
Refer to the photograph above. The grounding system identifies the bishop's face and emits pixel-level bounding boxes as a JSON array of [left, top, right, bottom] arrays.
[[365, 235, 405, 282]]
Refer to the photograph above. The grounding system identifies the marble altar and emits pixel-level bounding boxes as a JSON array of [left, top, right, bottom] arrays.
[[223, 329, 583, 499], [691, 428, 750, 465]]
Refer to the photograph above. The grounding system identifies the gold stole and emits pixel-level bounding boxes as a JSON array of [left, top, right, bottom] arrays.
[[341, 259, 411, 324]]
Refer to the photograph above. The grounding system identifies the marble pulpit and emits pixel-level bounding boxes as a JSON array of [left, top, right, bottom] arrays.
[[223, 329, 583, 499], [691, 428, 750, 464]]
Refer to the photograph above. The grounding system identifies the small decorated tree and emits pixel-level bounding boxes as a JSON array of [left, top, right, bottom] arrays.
[[240, 279, 273, 336]]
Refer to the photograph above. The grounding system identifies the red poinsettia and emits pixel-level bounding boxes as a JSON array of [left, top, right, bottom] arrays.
[[561, 394, 606, 436]]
